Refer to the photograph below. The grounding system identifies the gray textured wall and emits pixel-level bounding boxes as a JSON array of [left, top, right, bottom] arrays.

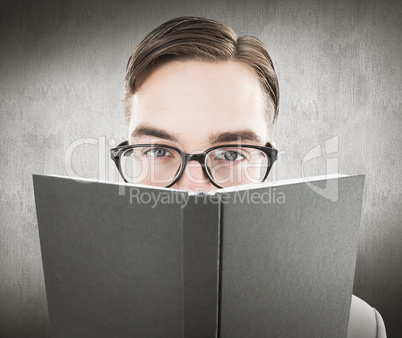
[[1, 0, 401, 336]]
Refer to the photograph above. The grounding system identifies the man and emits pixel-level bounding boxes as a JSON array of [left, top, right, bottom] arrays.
[[113, 16, 386, 337]]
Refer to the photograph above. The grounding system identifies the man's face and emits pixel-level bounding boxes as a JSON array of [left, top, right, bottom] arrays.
[[128, 60, 271, 192]]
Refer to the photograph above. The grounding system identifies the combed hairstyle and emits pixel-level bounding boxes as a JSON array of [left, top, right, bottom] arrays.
[[124, 16, 279, 129]]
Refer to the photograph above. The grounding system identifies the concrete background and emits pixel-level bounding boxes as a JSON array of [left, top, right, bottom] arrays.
[[1, 0, 401, 336]]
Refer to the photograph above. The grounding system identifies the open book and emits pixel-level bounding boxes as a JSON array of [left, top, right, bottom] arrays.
[[33, 174, 364, 337]]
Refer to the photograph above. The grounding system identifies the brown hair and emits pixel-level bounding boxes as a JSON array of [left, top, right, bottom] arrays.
[[124, 16, 279, 128]]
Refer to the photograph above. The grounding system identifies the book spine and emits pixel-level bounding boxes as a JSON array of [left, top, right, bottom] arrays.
[[182, 194, 221, 338]]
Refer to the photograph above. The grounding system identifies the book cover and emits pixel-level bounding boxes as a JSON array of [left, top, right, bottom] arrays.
[[33, 174, 364, 337]]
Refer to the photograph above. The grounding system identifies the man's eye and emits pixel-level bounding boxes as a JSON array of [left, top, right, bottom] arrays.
[[144, 147, 171, 159], [215, 150, 245, 162]]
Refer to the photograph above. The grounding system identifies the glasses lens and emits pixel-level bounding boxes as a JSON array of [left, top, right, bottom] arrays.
[[120, 146, 182, 186], [205, 146, 269, 187]]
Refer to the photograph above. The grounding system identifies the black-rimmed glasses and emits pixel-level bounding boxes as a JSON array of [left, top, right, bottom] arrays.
[[111, 141, 278, 189]]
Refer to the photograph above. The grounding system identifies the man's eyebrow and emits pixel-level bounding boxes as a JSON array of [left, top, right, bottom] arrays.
[[209, 130, 261, 144], [131, 126, 261, 145], [131, 125, 179, 142]]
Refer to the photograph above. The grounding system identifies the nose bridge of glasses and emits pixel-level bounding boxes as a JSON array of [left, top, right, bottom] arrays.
[[183, 153, 206, 166], [182, 153, 212, 180]]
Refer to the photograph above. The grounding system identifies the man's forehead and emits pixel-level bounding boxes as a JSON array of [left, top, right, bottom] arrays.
[[128, 60, 270, 149], [137, 60, 258, 90]]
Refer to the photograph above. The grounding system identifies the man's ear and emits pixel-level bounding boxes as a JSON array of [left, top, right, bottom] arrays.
[[267, 140, 277, 148]]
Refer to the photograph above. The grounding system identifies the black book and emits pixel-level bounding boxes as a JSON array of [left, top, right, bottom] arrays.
[[33, 174, 364, 337]]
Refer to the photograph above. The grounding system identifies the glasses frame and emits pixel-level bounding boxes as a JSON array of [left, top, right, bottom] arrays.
[[111, 141, 278, 189]]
